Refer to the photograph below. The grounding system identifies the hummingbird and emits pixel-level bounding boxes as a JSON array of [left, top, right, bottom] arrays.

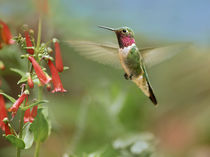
[[67, 26, 189, 105], [98, 26, 157, 105]]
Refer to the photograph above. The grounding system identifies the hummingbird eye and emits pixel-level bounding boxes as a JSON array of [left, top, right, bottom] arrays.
[[122, 29, 127, 33]]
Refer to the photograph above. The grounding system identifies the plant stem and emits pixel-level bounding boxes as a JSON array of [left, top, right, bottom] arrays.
[[36, 17, 42, 50], [34, 86, 43, 157], [34, 141, 41, 157], [35, 16, 42, 60], [34, 16, 43, 157], [16, 100, 26, 157], [16, 147, 20, 157]]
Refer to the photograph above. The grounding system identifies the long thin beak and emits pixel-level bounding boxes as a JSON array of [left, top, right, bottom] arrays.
[[98, 25, 115, 31]]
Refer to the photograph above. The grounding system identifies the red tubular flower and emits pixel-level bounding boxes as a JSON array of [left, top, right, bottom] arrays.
[[27, 74, 34, 88], [4, 124, 11, 135], [48, 59, 67, 93], [24, 105, 37, 123], [0, 94, 11, 135], [28, 56, 51, 85], [53, 38, 64, 72], [8, 93, 28, 117], [30, 105, 37, 122], [0, 20, 14, 45], [24, 108, 30, 123], [0, 42, 2, 49], [24, 31, 34, 54]]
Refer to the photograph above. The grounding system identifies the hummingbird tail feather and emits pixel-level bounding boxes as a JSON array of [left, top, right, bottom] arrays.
[[148, 83, 158, 105]]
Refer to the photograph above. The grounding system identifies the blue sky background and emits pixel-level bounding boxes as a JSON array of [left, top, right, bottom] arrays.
[[1, 0, 210, 45], [60, 0, 210, 45]]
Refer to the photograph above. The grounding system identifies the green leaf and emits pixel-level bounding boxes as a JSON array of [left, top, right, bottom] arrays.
[[5, 135, 25, 149], [20, 100, 48, 111], [0, 92, 16, 103], [10, 68, 25, 77], [30, 107, 51, 142], [17, 76, 28, 84], [10, 68, 28, 84], [22, 123, 34, 149]]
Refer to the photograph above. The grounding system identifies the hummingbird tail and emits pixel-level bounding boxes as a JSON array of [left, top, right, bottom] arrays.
[[148, 83, 158, 105]]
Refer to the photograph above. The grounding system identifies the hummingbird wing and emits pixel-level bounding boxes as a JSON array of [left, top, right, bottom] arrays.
[[141, 43, 190, 68], [66, 40, 122, 69], [66, 40, 189, 69]]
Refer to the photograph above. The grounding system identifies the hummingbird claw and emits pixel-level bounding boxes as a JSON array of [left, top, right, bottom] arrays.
[[129, 74, 133, 80], [124, 73, 129, 80], [124, 73, 133, 80]]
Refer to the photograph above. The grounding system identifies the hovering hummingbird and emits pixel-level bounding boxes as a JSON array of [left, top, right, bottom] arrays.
[[98, 26, 157, 105], [67, 26, 189, 105]]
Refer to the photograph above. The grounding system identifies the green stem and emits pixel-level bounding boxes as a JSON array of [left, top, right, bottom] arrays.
[[16, 147, 20, 157], [16, 100, 26, 157], [34, 141, 41, 157], [34, 16, 43, 157], [38, 86, 43, 100], [35, 16, 42, 59], [34, 87, 43, 157], [36, 17, 42, 50]]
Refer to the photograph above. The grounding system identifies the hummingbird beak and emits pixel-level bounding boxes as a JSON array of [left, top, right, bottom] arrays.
[[98, 25, 115, 31]]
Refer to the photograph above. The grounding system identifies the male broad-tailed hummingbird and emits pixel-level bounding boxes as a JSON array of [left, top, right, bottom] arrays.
[[68, 26, 189, 105], [98, 26, 157, 105]]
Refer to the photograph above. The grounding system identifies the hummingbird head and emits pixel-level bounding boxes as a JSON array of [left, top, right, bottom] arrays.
[[98, 26, 135, 49]]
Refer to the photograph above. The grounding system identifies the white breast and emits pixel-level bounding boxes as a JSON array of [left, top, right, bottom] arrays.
[[118, 43, 136, 75], [119, 43, 135, 57]]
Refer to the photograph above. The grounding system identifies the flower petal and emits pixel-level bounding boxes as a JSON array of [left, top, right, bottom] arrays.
[[28, 56, 51, 85], [53, 39, 64, 72], [48, 60, 66, 93], [25, 31, 34, 54], [0, 20, 14, 45], [8, 93, 28, 118]]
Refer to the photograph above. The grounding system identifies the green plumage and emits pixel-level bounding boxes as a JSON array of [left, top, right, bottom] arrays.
[[126, 46, 142, 77], [125, 46, 143, 77]]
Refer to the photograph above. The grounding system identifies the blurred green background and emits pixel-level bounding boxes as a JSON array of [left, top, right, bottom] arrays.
[[1, 0, 210, 157]]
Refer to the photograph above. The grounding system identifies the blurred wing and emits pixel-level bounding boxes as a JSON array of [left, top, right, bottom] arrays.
[[140, 43, 190, 68], [67, 40, 190, 69], [66, 40, 122, 69]]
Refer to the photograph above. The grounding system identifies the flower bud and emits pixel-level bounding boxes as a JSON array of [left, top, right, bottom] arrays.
[[24, 31, 34, 54], [47, 47, 53, 53], [53, 38, 64, 72], [27, 73, 34, 88]]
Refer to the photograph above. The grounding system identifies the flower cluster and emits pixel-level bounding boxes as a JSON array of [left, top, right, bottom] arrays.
[[16, 27, 67, 93], [0, 23, 68, 152]]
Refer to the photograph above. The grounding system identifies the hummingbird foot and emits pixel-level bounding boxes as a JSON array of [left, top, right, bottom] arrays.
[[124, 73, 133, 80], [129, 74, 133, 80], [124, 73, 129, 80]]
